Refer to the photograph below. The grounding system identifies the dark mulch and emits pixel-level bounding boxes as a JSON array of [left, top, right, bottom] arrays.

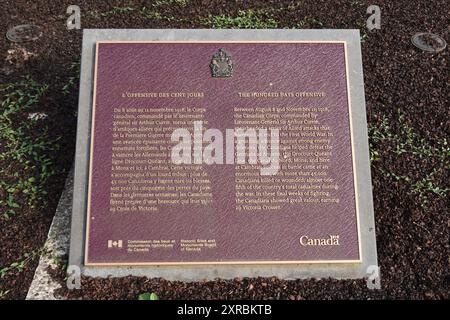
[[0, 0, 448, 299]]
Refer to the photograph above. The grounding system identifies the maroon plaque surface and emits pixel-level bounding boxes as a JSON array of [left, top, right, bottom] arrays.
[[85, 41, 361, 265]]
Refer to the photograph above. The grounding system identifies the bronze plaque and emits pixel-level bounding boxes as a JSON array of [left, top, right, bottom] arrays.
[[84, 41, 362, 266]]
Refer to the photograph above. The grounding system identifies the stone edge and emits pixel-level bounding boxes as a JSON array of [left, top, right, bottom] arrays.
[[26, 170, 73, 300]]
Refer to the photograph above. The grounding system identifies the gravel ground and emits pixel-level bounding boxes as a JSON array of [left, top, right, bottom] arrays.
[[0, 0, 448, 300]]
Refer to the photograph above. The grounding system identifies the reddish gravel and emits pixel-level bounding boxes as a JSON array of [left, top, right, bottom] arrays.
[[0, 0, 448, 300]]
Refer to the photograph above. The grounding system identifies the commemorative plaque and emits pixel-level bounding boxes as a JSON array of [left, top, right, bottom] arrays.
[[69, 30, 378, 279]]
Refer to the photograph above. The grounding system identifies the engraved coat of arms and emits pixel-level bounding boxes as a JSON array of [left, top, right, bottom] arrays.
[[210, 48, 233, 78]]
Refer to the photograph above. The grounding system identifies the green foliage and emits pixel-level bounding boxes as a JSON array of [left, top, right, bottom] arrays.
[[294, 17, 324, 29], [382, 168, 448, 209], [90, 2, 189, 22], [154, 0, 188, 7], [411, 171, 448, 198], [0, 77, 47, 117], [0, 77, 59, 219], [368, 115, 390, 162], [358, 21, 369, 43], [0, 247, 46, 279], [140, 7, 163, 20], [368, 110, 449, 163], [369, 109, 449, 208], [138, 292, 159, 300], [202, 10, 278, 29], [62, 60, 80, 96], [140, 6, 187, 22], [89, 7, 134, 17]]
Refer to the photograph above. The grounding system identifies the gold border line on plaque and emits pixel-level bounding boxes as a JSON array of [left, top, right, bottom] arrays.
[[84, 40, 362, 266]]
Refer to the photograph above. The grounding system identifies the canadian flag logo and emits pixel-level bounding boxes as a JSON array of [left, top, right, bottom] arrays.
[[108, 240, 123, 249]]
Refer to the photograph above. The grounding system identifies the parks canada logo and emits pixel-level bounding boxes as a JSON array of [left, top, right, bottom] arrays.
[[299, 235, 340, 246]]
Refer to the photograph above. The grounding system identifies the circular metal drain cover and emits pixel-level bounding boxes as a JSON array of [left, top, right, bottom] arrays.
[[6, 24, 42, 42], [411, 32, 447, 53]]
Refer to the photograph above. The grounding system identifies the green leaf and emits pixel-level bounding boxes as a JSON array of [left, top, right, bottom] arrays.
[[138, 292, 159, 300], [149, 293, 159, 300]]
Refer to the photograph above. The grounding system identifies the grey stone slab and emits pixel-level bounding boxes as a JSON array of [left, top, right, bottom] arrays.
[[69, 29, 378, 281], [26, 170, 73, 300]]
